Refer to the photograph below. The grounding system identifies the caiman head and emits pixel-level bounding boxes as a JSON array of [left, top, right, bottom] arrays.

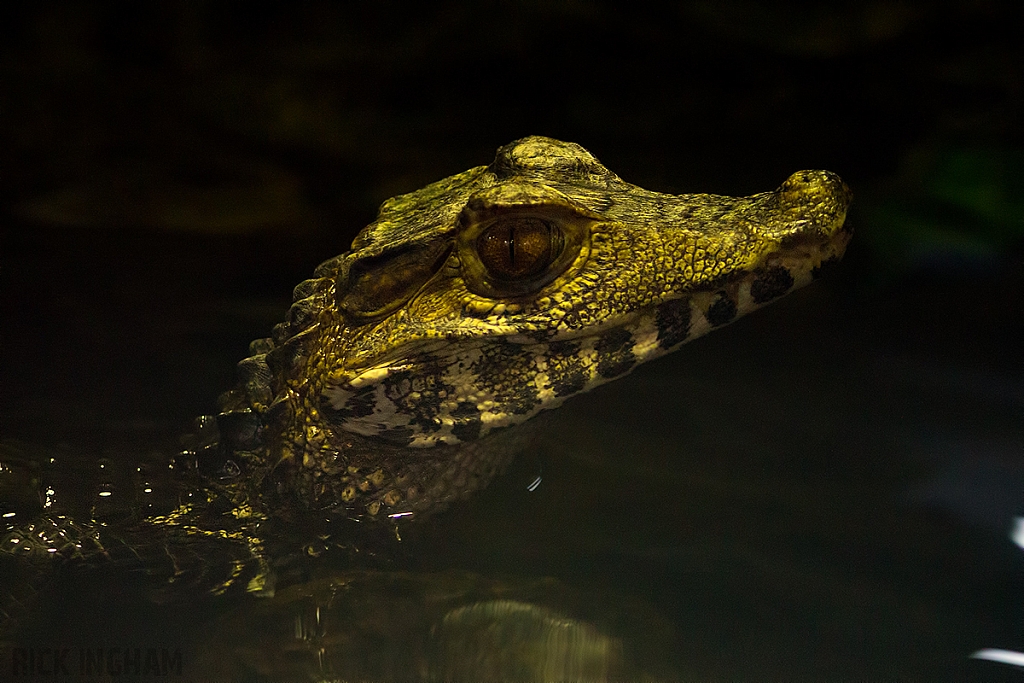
[[204, 136, 852, 521]]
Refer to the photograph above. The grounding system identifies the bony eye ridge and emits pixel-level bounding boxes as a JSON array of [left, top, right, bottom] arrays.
[[476, 217, 565, 281]]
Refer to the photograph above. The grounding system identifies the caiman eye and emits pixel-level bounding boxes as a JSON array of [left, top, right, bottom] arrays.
[[456, 198, 593, 299], [476, 217, 564, 281]]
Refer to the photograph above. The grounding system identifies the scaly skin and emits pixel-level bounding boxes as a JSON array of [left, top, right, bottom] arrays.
[[2, 136, 852, 599]]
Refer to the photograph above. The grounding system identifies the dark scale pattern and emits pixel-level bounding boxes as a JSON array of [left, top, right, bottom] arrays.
[[594, 328, 636, 378], [655, 298, 691, 349], [383, 365, 453, 430], [706, 292, 738, 327], [545, 340, 589, 397], [750, 266, 795, 304], [330, 385, 378, 420], [377, 426, 416, 445], [450, 401, 483, 442], [471, 341, 542, 415]]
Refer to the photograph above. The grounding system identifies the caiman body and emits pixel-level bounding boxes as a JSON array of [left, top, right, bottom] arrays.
[[2, 136, 851, 600]]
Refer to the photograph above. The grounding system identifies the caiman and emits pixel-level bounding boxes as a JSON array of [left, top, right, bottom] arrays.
[[0, 136, 851, 677]]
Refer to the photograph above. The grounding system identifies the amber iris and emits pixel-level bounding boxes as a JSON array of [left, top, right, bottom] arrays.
[[475, 217, 563, 281]]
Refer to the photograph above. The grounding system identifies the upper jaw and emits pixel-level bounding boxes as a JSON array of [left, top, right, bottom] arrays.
[[762, 169, 852, 243]]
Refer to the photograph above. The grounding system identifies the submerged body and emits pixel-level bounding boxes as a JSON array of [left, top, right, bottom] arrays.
[[2, 137, 851, 599]]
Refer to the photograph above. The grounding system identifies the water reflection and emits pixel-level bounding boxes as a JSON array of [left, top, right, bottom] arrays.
[[190, 571, 678, 682], [967, 516, 1024, 672], [1013, 517, 1024, 551], [973, 648, 1024, 668]]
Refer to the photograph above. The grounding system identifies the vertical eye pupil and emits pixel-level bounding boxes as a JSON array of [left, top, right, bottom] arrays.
[[476, 217, 562, 281]]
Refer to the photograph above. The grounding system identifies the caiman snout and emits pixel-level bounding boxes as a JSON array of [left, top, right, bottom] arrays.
[[773, 169, 853, 242]]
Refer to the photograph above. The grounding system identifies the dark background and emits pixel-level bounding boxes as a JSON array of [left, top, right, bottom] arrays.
[[1, 2, 1023, 680], [1, 1, 1021, 431]]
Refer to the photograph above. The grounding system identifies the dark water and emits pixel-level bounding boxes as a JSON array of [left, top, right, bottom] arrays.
[[2, 3, 1023, 680]]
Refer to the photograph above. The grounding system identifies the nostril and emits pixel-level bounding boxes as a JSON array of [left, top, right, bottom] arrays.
[[779, 170, 845, 200], [775, 170, 852, 230]]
